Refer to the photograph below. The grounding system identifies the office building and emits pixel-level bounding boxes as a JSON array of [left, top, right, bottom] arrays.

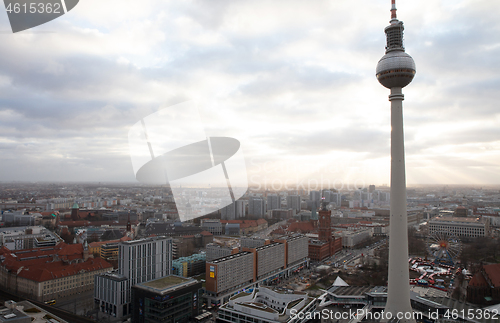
[[339, 228, 372, 248], [266, 194, 280, 211], [252, 243, 286, 280], [200, 219, 224, 235], [0, 226, 61, 250], [270, 208, 294, 220], [94, 236, 173, 318], [274, 234, 308, 266], [217, 287, 317, 323], [131, 275, 202, 323], [248, 197, 265, 217], [286, 195, 301, 213], [221, 200, 246, 220], [221, 199, 236, 220], [310, 190, 321, 202], [204, 236, 309, 307], [0, 243, 111, 302], [172, 253, 206, 277], [205, 252, 255, 298], [429, 217, 490, 238]]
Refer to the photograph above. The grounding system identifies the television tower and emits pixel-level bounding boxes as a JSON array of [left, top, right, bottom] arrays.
[[376, 1, 416, 322]]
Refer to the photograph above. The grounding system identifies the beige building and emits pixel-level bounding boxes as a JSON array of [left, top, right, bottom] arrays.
[[0, 243, 112, 301], [429, 217, 491, 238]]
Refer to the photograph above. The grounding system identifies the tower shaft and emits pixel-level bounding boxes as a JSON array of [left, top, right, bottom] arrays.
[[384, 87, 415, 322]]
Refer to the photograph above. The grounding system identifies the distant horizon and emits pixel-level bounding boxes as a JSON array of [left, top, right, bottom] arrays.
[[1, 181, 499, 190]]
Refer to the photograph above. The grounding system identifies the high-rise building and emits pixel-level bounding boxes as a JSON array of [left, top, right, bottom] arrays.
[[221, 200, 246, 220], [252, 243, 286, 280], [94, 236, 173, 318], [205, 251, 255, 298], [274, 234, 308, 267], [310, 190, 321, 202], [286, 195, 301, 213], [131, 276, 202, 323], [221, 199, 235, 220], [235, 200, 245, 218], [331, 192, 342, 207], [248, 197, 265, 217], [266, 194, 280, 211], [376, 1, 416, 321], [322, 190, 332, 202]]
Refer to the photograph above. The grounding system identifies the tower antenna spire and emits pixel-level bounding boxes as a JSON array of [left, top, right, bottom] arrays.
[[391, 0, 397, 21]]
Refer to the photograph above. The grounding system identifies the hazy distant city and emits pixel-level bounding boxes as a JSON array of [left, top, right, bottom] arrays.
[[1, 1, 500, 323], [0, 181, 499, 322]]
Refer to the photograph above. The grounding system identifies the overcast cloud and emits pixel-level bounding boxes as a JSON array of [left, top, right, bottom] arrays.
[[0, 0, 499, 186]]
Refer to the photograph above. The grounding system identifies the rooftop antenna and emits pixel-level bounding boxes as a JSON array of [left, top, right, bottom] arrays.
[[391, 0, 397, 22]]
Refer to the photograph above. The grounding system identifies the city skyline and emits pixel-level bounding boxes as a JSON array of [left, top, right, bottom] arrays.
[[0, 1, 499, 185]]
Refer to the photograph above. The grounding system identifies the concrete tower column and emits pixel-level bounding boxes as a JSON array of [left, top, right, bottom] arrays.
[[384, 87, 415, 322]]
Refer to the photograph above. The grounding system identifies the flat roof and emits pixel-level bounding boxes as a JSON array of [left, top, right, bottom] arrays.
[[135, 275, 199, 294], [142, 275, 188, 288], [430, 217, 483, 223], [120, 236, 171, 244], [210, 251, 251, 264], [100, 271, 127, 282], [255, 242, 282, 251]]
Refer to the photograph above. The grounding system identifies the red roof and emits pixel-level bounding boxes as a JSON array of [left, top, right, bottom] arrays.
[[484, 264, 500, 287], [287, 221, 315, 233], [17, 257, 112, 282], [89, 236, 131, 248], [469, 264, 500, 288], [200, 231, 213, 236], [469, 271, 489, 287], [0, 243, 112, 282]]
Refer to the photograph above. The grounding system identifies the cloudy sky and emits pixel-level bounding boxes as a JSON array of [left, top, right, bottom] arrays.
[[0, 0, 499, 189]]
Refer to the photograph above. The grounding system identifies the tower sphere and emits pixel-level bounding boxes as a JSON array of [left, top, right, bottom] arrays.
[[376, 51, 416, 89]]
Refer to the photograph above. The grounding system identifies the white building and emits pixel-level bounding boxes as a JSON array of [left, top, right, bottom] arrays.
[[201, 219, 224, 235], [94, 236, 173, 319], [338, 228, 372, 248], [429, 217, 490, 238], [0, 226, 61, 250], [217, 287, 317, 323]]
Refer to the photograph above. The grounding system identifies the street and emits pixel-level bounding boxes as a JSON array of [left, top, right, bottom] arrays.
[[53, 290, 95, 317]]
